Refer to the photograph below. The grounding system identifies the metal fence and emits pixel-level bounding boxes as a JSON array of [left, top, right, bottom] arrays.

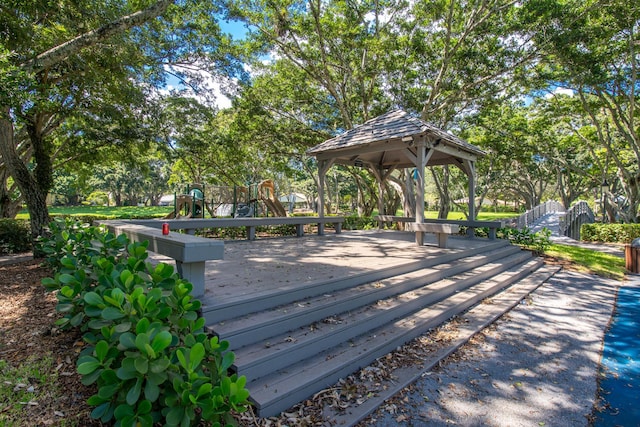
[[559, 201, 594, 240], [514, 200, 565, 229]]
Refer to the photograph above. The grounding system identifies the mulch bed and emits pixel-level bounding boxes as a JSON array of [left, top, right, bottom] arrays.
[[0, 258, 99, 426]]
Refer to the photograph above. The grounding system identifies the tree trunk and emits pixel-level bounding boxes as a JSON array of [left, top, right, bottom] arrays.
[[0, 169, 22, 218], [0, 110, 50, 253], [432, 166, 451, 219]]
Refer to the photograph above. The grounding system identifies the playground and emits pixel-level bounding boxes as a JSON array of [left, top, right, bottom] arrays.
[[165, 180, 289, 220]]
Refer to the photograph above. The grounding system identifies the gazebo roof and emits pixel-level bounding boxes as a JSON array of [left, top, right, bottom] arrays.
[[307, 109, 485, 169]]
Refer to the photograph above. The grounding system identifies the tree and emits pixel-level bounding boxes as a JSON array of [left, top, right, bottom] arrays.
[[0, 1, 176, 246], [522, 0, 640, 221], [464, 101, 555, 211], [0, 0, 240, 250]]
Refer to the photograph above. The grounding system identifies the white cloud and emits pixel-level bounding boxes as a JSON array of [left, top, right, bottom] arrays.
[[545, 87, 575, 98], [161, 65, 235, 110]]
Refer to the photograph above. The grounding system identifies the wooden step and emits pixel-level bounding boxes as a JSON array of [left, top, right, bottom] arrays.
[[248, 256, 544, 416], [202, 239, 512, 324], [232, 251, 534, 382], [212, 244, 523, 348]]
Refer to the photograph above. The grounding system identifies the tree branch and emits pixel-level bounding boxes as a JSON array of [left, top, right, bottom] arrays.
[[21, 0, 174, 73]]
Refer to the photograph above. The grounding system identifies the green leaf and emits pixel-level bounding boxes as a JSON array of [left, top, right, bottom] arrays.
[[151, 330, 172, 353], [90, 402, 113, 422], [59, 286, 75, 298], [190, 342, 205, 370], [176, 348, 188, 371], [69, 311, 84, 327], [137, 399, 152, 414], [88, 318, 112, 329], [166, 406, 185, 426], [95, 340, 109, 362], [126, 377, 143, 406], [134, 357, 149, 374], [196, 383, 212, 398], [77, 358, 101, 375], [102, 306, 125, 320], [135, 333, 150, 352], [97, 383, 120, 400], [114, 321, 132, 333], [144, 380, 161, 402], [143, 343, 156, 359], [114, 403, 135, 419], [87, 395, 107, 406], [149, 358, 170, 374], [81, 368, 102, 386], [221, 351, 235, 371], [136, 317, 150, 334], [119, 332, 136, 349], [116, 357, 138, 380], [58, 273, 78, 284], [41, 277, 58, 289], [84, 305, 103, 317], [84, 291, 103, 306]]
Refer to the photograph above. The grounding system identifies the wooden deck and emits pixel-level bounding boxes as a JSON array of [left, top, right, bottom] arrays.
[[144, 230, 552, 418], [145, 230, 493, 303]]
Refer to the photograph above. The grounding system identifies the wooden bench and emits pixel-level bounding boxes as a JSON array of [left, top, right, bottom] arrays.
[[376, 215, 504, 240], [374, 216, 458, 248], [128, 216, 345, 241], [98, 220, 224, 298], [406, 222, 459, 248]]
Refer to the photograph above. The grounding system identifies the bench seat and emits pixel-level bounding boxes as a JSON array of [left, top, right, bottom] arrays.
[[405, 222, 459, 248]]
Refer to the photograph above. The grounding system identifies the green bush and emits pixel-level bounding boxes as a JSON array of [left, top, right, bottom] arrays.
[[495, 227, 552, 253], [40, 220, 250, 426], [581, 223, 640, 244], [0, 219, 31, 254], [343, 215, 377, 230]]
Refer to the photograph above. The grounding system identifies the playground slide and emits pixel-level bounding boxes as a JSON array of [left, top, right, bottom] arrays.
[[261, 196, 288, 217]]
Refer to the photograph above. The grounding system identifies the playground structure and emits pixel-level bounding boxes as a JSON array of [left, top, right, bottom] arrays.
[[164, 180, 288, 219]]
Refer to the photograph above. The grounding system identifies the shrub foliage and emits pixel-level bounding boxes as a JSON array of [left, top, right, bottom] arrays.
[[581, 223, 640, 244], [39, 218, 250, 426], [0, 219, 31, 254]]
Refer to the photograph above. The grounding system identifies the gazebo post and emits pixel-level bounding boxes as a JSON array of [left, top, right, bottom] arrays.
[[462, 159, 476, 237], [415, 138, 427, 245]]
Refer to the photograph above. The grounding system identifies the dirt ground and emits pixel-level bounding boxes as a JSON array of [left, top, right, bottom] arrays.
[[0, 258, 100, 426]]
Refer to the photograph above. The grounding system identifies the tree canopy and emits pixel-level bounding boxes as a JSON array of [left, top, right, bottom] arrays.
[[1, 0, 639, 233]]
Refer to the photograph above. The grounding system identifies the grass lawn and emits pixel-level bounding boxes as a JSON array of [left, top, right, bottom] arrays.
[[437, 211, 518, 221], [545, 243, 626, 280], [18, 206, 519, 221], [16, 205, 174, 220]]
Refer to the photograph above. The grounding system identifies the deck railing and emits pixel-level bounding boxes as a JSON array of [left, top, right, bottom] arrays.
[[514, 200, 565, 229], [559, 201, 594, 240]]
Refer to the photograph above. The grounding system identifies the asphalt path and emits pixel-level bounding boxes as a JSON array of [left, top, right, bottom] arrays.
[[369, 269, 619, 426]]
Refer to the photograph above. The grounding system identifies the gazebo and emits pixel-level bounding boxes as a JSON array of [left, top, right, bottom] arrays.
[[307, 109, 487, 245]]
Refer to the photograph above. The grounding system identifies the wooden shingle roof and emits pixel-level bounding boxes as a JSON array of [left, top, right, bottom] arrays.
[[307, 110, 485, 169]]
